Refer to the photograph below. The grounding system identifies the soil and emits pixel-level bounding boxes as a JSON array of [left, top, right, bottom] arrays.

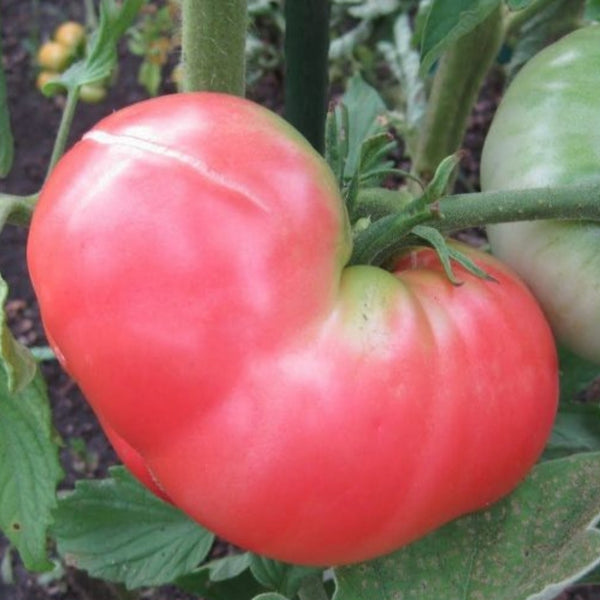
[[0, 1, 598, 599]]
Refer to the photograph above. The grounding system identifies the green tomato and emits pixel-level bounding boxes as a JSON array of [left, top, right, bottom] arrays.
[[78, 83, 107, 104], [37, 40, 72, 72], [480, 25, 600, 363]]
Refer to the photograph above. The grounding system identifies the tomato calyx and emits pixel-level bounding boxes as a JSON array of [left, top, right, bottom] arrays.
[[348, 153, 491, 284]]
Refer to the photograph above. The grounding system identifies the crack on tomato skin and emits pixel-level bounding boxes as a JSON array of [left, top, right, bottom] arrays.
[[82, 129, 272, 214]]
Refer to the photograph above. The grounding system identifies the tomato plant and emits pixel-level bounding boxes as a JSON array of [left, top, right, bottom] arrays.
[[481, 25, 600, 364], [27, 92, 558, 566], [4, 1, 600, 598]]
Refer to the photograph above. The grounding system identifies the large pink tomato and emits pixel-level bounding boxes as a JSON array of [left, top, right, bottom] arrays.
[[27, 92, 558, 566]]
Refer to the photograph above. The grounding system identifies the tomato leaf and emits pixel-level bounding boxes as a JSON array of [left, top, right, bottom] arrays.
[[333, 453, 600, 600], [558, 345, 600, 404], [176, 554, 270, 600], [586, 0, 600, 20], [506, 0, 533, 8], [53, 466, 214, 589], [544, 346, 600, 460], [0, 367, 63, 571], [0, 277, 36, 393], [249, 555, 321, 598], [330, 74, 389, 180], [546, 407, 600, 460], [377, 13, 426, 154], [420, 0, 501, 75]]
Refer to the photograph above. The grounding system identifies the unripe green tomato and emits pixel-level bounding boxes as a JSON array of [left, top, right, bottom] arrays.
[[54, 21, 86, 53], [79, 83, 107, 104], [480, 25, 600, 363], [37, 40, 72, 72], [36, 70, 61, 95]]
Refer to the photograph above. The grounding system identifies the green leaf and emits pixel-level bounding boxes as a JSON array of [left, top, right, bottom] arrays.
[[0, 28, 14, 178], [505, 0, 585, 80], [420, 0, 502, 74], [249, 555, 322, 598], [54, 467, 214, 589], [252, 594, 290, 600], [0, 193, 36, 232], [176, 554, 269, 600], [546, 407, 600, 460], [335, 74, 389, 179], [376, 13, 426, 153], [585, 0, 600, 20], [558, 345, 600, 403], [506, 0, 533, 8], [43, 0, 143, 95], [543, 345, 600, 460], [0, 367, 63, 571], [138, 60, 162, 96], [0, 277, 36, 393], [325, 101, 349, 184], [333, 453, 600, 600]]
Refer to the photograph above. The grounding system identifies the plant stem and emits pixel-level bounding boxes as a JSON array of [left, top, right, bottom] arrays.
[[411, 4, 504, 185], [437, 182, 600, 231], [0, 193, 37, 228], [181, 0, 247, 96], [350, 182, 600, 265], [355, 181, 600, 233], [503, 0, 582, 37], [0, 17, 14, 178], [45, 86, 79, 179], [298, 573, 330, 600], [283, 0, 331, 154]]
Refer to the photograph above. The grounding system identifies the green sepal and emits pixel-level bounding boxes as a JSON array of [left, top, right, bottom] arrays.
[[411, 225, 495, 285]]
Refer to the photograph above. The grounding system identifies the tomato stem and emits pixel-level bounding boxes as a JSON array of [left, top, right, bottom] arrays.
[[284, 0, 331, 154], [45, 85, 79, 179], [0, 193, 37, 228], [411, 5, 503, 186], [0, 19, 14, 178], [181, 0, 247, 95], [358, 182, 600, 232]]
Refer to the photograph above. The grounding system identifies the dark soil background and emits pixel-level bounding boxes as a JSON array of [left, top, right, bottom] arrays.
[[0, 1, 598, 599]]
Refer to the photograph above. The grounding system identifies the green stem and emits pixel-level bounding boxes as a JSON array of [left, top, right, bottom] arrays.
[[437, 182, 600, 231], [350, 181, 600, 265], [45, 86, 79, 179], [298, 573, 330, 600], [0, 14, 14, 178], [284, 0, 331, 154], [181, 0, 247, 95], [0, 193, 38, 228], [412, 4, 504, 184], [503, 0, 582, 37]]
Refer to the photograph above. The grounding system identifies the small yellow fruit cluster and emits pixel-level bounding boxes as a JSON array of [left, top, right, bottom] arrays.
[[36, 22, 107, 103]]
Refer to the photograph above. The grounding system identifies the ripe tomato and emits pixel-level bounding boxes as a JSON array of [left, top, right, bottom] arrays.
[[53, 21, 86, 53], [481, 26, 600, 363], [27, 93, 558, 565], [37, 40, 72, 72]]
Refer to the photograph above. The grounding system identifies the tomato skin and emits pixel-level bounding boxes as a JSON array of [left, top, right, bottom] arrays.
[[480, 26, 600, 363], [37, 41, 72, 72], [27, 93, 558, 566], [53, 21, 86, 53]]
